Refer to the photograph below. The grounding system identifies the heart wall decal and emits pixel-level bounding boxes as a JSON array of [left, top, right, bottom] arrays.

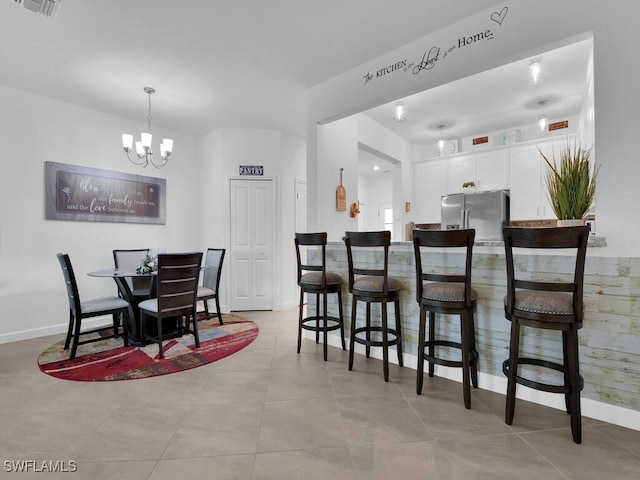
[[491, 6, 508, 25]]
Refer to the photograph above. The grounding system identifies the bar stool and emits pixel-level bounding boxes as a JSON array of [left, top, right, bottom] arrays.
[[502, 225, 589, 444], [343, 230, 403, 382], [295, 232, 345, 361], [413, 228, 479, 409]]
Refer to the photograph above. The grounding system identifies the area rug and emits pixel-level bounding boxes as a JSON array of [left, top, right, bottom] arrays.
[[38, 314, 258, 382]]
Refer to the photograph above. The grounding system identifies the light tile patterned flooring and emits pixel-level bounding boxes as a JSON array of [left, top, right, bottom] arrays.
[[1, 308, 640, 479]]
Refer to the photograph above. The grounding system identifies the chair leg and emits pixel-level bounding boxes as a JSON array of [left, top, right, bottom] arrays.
[[416, 305, 427, 395], [461, 311, 471, 409], [122, 310, 129, 347], [315, 293, 320, 344], [112, 313, 120, 339], [505, 318, 521, 425], [64, 310, 74, 350], [69, 312, 83, 360], [338, 289, 346, 351], [191, 311, 201, 348], [139, 312, 147, 347], [562, 330, 571, 414], [428, 311, 436, 378], [203, 300, 211, 320], [297, 288, 304, 354], [157, 315, 164, 359], [348, 297, 357, 371], [215, 297, 223, 325], [394, 299, 403, 367], [365, 303, 371, 358], [322, 291, 328, 361], [469, 312, 479, 389], [381, 301, 389, 382], [566, 328, 582, 444]]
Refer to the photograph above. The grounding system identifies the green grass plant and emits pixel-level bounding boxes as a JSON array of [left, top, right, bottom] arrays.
[[541, 142, 597, 220]]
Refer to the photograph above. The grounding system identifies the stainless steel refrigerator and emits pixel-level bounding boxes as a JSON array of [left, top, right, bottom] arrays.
[[441, 190, 510, 241]]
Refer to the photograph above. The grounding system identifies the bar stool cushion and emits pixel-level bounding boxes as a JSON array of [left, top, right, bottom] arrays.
[[423, 283, 477, 303], [507, 291, 574, 316], [353, 276, 401, 293], [300, 271, 343, 287]]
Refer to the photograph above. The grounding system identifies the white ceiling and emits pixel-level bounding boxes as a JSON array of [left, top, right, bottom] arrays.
[[0, 0, 501, 137], [0, 1, 591, 145], [363, 38, 592, 146]]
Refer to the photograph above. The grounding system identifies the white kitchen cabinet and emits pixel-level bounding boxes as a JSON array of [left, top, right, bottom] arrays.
[[414, 160, 446, 223], [446, 154, 476, 194], [476, 149, 509, 191], [509, 142, 555, 220]]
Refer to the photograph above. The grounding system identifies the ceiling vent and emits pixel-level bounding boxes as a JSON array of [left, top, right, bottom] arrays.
[[13, 0, 62, 18]]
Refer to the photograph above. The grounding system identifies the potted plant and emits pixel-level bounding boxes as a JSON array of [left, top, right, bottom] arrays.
[[540, 142, 597, 226]]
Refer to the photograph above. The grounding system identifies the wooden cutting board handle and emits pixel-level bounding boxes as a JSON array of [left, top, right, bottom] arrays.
[[336, 168, 347, 211]]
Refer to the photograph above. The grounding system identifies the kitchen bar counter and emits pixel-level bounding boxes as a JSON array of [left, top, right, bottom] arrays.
[[310, 238, 638, 429]]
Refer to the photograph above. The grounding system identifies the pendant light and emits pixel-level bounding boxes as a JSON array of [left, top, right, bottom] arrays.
[[122, 87, 173, 168]]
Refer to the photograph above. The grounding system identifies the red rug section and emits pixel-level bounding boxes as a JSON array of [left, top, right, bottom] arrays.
[[38, 316, 259, 382]]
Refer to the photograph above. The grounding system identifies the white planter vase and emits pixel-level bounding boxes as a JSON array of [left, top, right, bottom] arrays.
[[557, 219, 584, 227]]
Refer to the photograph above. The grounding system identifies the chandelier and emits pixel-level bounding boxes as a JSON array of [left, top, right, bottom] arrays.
[[121, 87, 173, 168]]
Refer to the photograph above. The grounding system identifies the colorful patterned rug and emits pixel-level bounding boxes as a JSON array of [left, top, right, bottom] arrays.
[[38, 314, 259, 382]]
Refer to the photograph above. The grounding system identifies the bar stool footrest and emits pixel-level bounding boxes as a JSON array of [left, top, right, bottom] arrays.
[[502, 358, 584, 394], [353, 326, 401, 348], [422, 340, 479, 368], [301, 315, 343, 333]]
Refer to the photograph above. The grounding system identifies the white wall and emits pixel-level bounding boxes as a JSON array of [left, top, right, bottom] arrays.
[[307, 0, 640, 257], [0, 85, 199, 342], [196, 128, 305, 312]]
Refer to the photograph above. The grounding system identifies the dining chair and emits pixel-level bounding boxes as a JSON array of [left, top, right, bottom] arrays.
[[502, 225, 589, 443], [295, 232, 345, 361], [138, 252, 203, 359], [57, 253, 130, 360], [196, 248, 226, 324], [343, 230, 403, 381], [113, 248, 153, 299], [413, 228, 479, 409]]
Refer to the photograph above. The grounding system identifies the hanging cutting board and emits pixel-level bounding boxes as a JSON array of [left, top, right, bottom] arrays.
[[336, 168, 346, 211]]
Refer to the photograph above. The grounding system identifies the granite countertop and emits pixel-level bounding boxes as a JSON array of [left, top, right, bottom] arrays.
[[329, 235, 607, 248]]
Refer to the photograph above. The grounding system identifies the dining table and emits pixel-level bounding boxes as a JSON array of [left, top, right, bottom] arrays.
[[88, 264, 207, 345], [87, 267, 163, 345]]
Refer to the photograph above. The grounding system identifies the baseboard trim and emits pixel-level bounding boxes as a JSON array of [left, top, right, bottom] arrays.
[[309, 331, 640, 432]]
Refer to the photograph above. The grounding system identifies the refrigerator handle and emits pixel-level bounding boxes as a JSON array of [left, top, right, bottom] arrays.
[[461, 209, 469, 229]]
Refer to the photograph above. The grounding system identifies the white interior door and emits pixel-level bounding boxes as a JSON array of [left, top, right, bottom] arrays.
[[229, 178, 275, 311]]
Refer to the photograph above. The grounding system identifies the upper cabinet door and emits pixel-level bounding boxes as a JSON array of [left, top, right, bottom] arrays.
[[476, 149, 509, 192], [446, 154, 476, 194], [414, 160, 446, 223]]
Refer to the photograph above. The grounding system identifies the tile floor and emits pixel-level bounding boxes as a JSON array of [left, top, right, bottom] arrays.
[[1, 308, 640, 479]]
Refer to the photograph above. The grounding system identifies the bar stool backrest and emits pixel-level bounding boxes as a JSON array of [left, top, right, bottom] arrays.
[[343, 230, 391, 295], [295, 232, 328, 287], [413, 228, 475, 309]]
